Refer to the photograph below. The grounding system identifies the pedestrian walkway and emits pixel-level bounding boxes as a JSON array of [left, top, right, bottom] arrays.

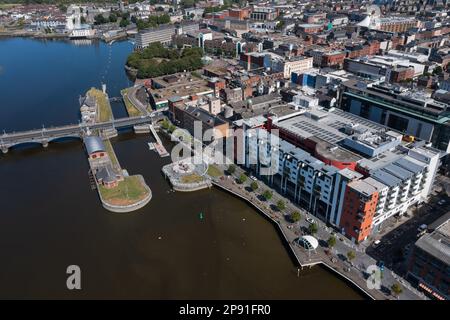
[[212, 165, 427, 300]]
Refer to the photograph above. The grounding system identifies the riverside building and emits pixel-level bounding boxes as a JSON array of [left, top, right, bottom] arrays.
[[238, 104, 444, 243]]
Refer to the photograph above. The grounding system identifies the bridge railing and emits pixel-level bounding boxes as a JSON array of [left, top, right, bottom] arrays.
[[1, 115, 155, 139]]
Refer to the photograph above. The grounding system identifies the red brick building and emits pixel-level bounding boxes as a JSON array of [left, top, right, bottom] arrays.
[[228, 8, 250, 20], [321, 51, 346, 68]]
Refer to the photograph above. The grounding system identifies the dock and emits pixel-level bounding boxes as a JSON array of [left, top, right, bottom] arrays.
[[149, 124, 169, 157]]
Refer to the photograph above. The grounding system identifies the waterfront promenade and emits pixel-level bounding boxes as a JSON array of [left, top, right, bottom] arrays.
[[210, 166, 427, 300]]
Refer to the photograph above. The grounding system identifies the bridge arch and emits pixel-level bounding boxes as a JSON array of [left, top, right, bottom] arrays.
[[8, 141, 47, 151], [47, 135, 82, 143]]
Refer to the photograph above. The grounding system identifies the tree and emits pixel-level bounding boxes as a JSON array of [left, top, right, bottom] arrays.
[[347, 251, 356, 263], [432, 66, 443, 75], [181, 0, 196, 8], [94, 14, 107, 25], [120, 18, 130, 28], [250, 181, 258, 191], [238, 174, 247, 184], [308, 223, 318, 235], [290, 211, 301, 222], [227, 164, 236, 174], [262, 190, 273, 201], [161, 119, 170, 130], [327, 236, 336, 249], [391, 283, 403, 298], [80, 16, 86, 24], [109, 13, 118, 23], [276, 200, 286, 211]]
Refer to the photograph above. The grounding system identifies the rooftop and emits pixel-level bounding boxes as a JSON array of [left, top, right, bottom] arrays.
[[415, 219, 450, 266], [348, 179, 378, 197]]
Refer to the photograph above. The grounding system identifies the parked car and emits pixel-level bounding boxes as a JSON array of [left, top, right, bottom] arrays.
[[417, 224, 428, 237], [373, 240, 381, 248]]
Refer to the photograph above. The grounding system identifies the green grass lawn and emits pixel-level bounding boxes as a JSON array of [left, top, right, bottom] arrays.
[[181, 173, 204, 184], [98, 175, 148, 205], [207, 165, 223, 178], [0, 4, 19, 9], [88, 88, 112, 122], [103, 139, 120, 169], [121, 88, 143, 117]]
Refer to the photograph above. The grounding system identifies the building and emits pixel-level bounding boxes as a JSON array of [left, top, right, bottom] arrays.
[[377, 17, 418, 33], [338, 80, 450, 152], [95, 164, 119, 189], [242, 128, 356, 227], [357, 14, 418, 33], [309, 50, 346, 68], [228, 7, 250, 20], [172, 104, 229, 140], [407, 217, 450, 300], [296, 23, 323, 34], [237, 102, 444, 241], [135, 22, 199, 49], [84, 136, 107, 160], [250, 6, 277, 21], [344, 55, 424, 83], [148, 72, 214, 110], [280, 56, 313, 79], [340, 179, 379, 242]]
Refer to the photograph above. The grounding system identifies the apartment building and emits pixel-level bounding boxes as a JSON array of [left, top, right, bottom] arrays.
[[340, 180, 379, 242], [242, 129, 360, 227], [238, 104, 444, 242], [135, 22, 199, 49]]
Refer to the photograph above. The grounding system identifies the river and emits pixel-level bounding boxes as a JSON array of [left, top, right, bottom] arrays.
[[0, 37, 364, 299]]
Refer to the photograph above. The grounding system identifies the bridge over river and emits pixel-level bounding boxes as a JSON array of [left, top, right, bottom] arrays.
[[0, 113, 165, 154]]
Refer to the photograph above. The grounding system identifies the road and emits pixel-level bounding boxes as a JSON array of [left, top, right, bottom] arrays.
[[366, 191, 450, 276]]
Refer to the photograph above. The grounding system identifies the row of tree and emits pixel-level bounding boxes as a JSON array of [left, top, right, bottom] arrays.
[[227, 165, 406, 299]]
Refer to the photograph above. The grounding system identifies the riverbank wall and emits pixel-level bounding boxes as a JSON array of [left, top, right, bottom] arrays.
[[212, 180, 378, 300], [98, 174, 152, 213]]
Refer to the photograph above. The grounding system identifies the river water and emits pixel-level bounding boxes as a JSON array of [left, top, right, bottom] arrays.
[[0, 38, 364, 299]]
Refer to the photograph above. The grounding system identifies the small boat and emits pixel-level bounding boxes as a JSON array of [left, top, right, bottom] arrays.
[[148, 142, 155, 150]]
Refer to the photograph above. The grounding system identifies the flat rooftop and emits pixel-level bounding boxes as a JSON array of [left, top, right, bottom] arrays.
[[415, 219, 450, 266], [348, 179, 378, 197], [275, 107, 387, 145], [343, 80, 450, 120], [150, 73, 213, 103]]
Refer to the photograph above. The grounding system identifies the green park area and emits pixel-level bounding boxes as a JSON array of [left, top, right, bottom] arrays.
[[207, 165, 223, 178], [180, 173, 204, 184], [0, 4, 19, 9], [98, 175, 149, 206], [126, 43, 203, 79], [88, 87, 112, 122], [103, 139, 120, 169], [121, 88, 143, 117]]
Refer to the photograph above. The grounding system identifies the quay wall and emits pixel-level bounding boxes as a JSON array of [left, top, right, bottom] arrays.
[[212, 180, 377, 300]]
